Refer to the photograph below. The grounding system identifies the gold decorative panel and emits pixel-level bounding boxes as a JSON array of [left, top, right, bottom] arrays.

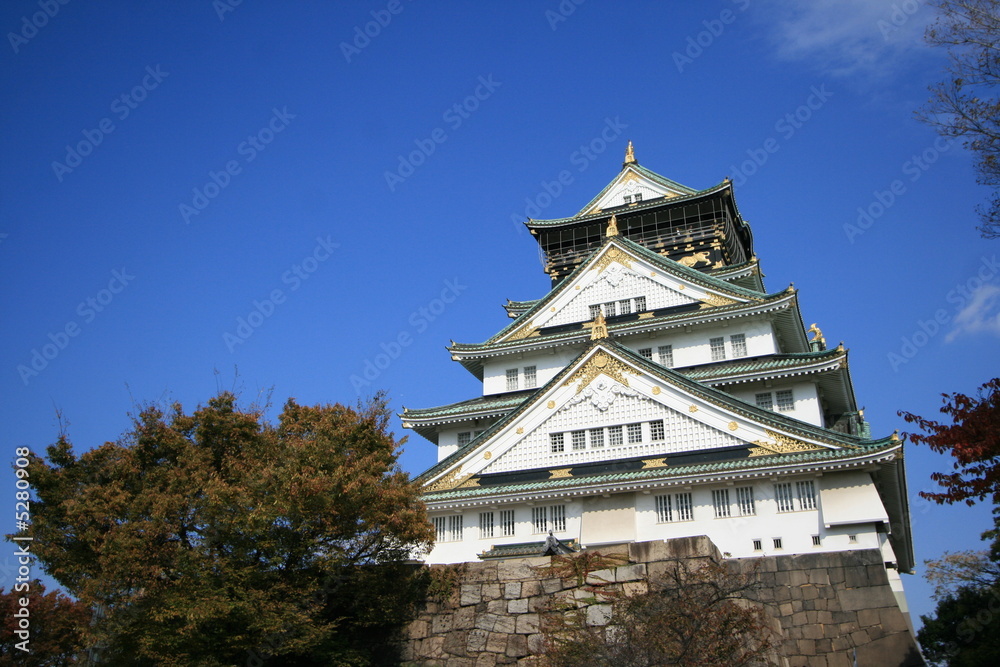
[[563, 350, 635, 394], [595, 247, 633, 273]]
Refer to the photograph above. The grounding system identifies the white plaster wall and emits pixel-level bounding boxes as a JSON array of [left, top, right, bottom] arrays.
[[481, 347, 582, 395], [728, 380, 823, 427], [618, 318, 777, 369]]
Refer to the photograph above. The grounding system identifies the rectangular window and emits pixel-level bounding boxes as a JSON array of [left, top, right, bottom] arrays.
[[457, 431, 471, 447], [812, 534, 822, 546], [634, 193, 643, 202], [649, 419, 665, 442], [623, 194, 632, 204], [774, 483, 795, 513], [773, 537, 783, 550], [506, 368, 519, 391], [589, 304, 602, 320], [531, 506, 547, 534], [590, 428, 604, 448], [523, 366, 537, 389], [433, 516, 446, 542], [608, 425, 623, 446], [848, 534, 858, 544], [479, 512, 494, 539], [638, 347, 653, 360], [549, 432, 564, 453], [604, 301, 617, 317], [635, 296, 646, 311], [627, 422, 643, 444], [447, 515, 463, 542], [755, 392, 773, 411], [776, 390, 794, 412], [731, 333, 747, 358], [796, 480, 816, 510], [712, 489, 731, 518], [571, 430, 586, 451], [710, 337, 726, 361], [500, 510, 515, 536], [655, 495, 673, 523], [657, 344, 673, 366], [619, 299, 632, 315], [753, 539, 763, 551], [551, 505, 566, 532], [736, 486, 756, 516], [675, 492, 693, 521]]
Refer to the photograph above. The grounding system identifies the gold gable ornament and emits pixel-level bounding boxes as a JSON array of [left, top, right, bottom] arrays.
[[606, 214, 619, 237], [624, 140, 636, 165], [591, 311, 608, 340]]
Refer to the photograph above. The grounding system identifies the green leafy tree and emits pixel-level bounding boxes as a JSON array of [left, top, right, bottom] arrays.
[[918, 1, 1000, 238], [13, 392, 434, 666], [0, 580, 90, 665]]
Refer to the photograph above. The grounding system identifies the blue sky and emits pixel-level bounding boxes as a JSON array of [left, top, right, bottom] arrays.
[[3, 0, 999, 628]]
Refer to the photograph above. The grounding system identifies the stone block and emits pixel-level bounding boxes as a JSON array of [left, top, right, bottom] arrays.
[[475, 613, 498, 632], [541, 578, 562, 594], [857, 607, 880, 628], [527, 596, 548, 613], [467, 629, 489, 653], [432, 614, 454, 635], [454, 605, 477, 629], [621, 580, 649, 597], [494, 614, 516, 634], [801, 585, 819, 601], [424, 636, 446, 658], [850, 629, 870, 647], [838, 586, 896, 612], [506, 635, 529, 658], [806, 656, 828, 667], [466, 562, 498, 583], [779, 602, 794, 617], [879, 607, 910, 633], [504, 582, 522, 599], [788, 570, 809, 587], [497, 559, 536, 581], [487, 599, 506, 614], [816, 610, 834, 625], [444, 630, 469, 656], [586, 568, 615, 585], [792, 611, 809, 626], [482, 583, 502, 601], [486, 632, 507, 653], [521, 580, 541, 597], [527, 633, 545, 654], [508, 598, 529, 614], [516, 613, 540, 635], [614, 563, 647, 582], [802, 624, 824, 640], [587, 604, 613, 626], [828, 567, 846, 585], [797, 638, 816, 655], [867, 564, 889, 585], [461, 584, 483, 607], [408, 620, 429, 640], [844, 565, 869, 589], [808, 569, 831, 586], [475, 653, 497, 667]]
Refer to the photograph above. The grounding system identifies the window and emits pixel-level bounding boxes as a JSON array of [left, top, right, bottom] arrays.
[[500, 509, 515, 536], [590, 428, 604, 448], [773, 537, 783, 550], [608, 425, 623, 446], [776, 390, 794, 412], [589, 304, 602, 320], [623, 194, 632, 204], [731, 333, 747, 358], [796, 480, 817, 510], [619, 299, 632, 315], [656, 493, 694, 522], [710, 337, 726, 361], [524, 366, 537, 389], [551, 504, 566, 532], [638, 347, 653, 360], [753, 539, 763, 551], [457, 431, 471, 447], [655, 495, 672, 522], [712, 489, 731, 518], [549, 432, 565, 453], [736, 486, 756, 516], [532, 507, 548, 534], [604, 301, 617, 317], [812, 534, 822, 546], [774, 483, 795, 512], [433, 516, 446, 542], [755, 392, 773, 411], [635, 296, 646, 311], [675, 492, 693, 521], [649, 419, 665, 442], [479, 512, 494, 539], [532, 505, 565, 533], [506, 368, 519, 391], [434, 515, 462, 542], [848, 534, 858, 544], [627, 422, 643, 444], [657, 344, 673, 366], [571, 430, 586, 451], [634, 193, 643, 202]]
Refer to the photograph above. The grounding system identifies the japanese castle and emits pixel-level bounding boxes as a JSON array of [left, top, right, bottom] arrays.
[[402, 143, 913, 600]]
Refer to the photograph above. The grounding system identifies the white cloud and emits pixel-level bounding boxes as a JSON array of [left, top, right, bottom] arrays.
[[946, 283, 1000, 342]]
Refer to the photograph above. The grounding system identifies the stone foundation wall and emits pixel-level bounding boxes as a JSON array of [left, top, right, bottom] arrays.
[[402, 536, 923, 667]]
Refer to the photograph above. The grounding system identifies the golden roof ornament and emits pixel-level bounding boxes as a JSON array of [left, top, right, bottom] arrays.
[[606, 214, 619, 237], [591, 311, 608, 340], [624, 140, 636, 165], [807, 323, 826, 347]]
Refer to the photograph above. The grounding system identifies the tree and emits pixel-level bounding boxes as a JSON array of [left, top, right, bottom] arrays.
[[13, 392, 435, 665], [917, 0, 1000, 238], [0, 580, 91, 665], [917, 582, 1000, 667]]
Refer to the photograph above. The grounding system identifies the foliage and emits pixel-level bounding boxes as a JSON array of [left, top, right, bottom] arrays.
[[0, 580, 91, 665], [542, 559, 777, 667], [426, 563, 467, 603], [918, 583, 1000, 667], [925, 550, 1000, 600], [14, 392, 435, 665], [539, 550, 630, 587], [918, 1, 1000, 238]]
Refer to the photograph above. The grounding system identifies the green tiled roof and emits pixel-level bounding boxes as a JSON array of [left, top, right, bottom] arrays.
[[678, 349, 846, 382], [403, 390, 536, 421]]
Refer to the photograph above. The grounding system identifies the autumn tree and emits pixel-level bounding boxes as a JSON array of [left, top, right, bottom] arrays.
[[14, 392, 435, 666], [918, 0, 1000, 238], [0, 580, 91, 665]]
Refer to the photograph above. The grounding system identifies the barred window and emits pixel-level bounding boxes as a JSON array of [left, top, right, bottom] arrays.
[[550, 432, 564, 453], [796, 480, 816, 510], [712, 489, 731, 518], [523, 365, 537, 389], [710, 337, 726, 361], [655, 494, 673, 523], [551, 504, 566, 532], [433, 516, 446, 542], [589, 304, 602, 320], [627, 422, 643, 444], [604, 301, 617, 317], [657, 344, 673, 366], [479, 512, 494, 539], [736, 486, 756, 516], [500, 509, 515, 536], [532, 506, 548, 533], [590, 428, 604, 448], [753, 539, 763, 551], [638, 347, 653, 360], [634, 193, 643, 202], [619, 299, 632, 315], [435, 515, 463, 542], [731, 333, 747, 357], [635, 296, 646, 311], [571, 430, 586, 451], [776, 390, 794, 412], [773, 537, 783, 549], [506, 368, 519, 391], [812, 535, 822, 546], [675, 492, 693, 521], [755, 393, 773, 411], [649, 419, 665, 442], [457, 431, 471, 447], [608, 425, 623, 446], [774, 483, 795, 513]]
